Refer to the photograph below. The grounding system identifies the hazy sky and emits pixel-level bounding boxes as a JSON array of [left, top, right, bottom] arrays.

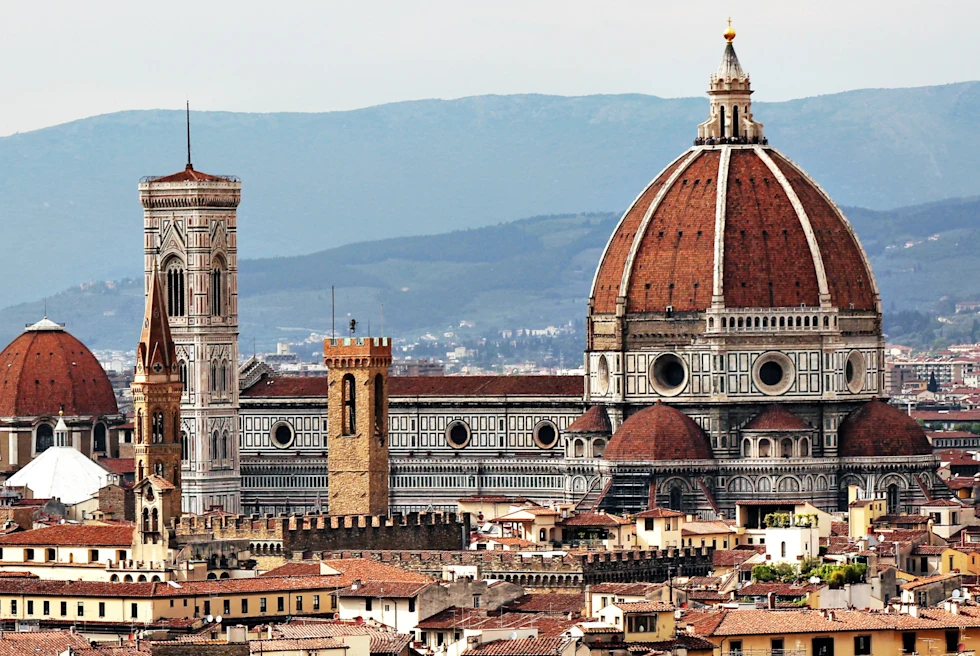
[[0, 1, 975, 136]]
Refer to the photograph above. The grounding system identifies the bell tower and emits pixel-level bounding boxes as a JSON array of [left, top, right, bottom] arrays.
[[131, 269, 183, 562], [324, 337, 391, 516], [139, 132, 242, 514]]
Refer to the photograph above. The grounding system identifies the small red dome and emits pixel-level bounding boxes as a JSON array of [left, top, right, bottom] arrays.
[[603, 403, 713, 461], [566, 406, 611, 434], [838, 399, 932, 458], [743, 405, 810, 431], [0, 320, 118, 417], [591, 147, 877, 314]]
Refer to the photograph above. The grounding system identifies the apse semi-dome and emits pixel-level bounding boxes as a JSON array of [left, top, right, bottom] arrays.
[[0, 318, 118, 417], [602, 402, 713, 461], [838, 399, 932, 458]]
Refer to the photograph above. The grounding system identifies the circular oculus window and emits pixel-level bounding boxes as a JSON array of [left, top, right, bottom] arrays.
[[446, 420, 471, 449], [270, 422, 295, 449], [845, 350, 866, 394], [649, 353, 688, 396], [533, 421, 559, 449], [752, 352, 795, 396], [596, 355, 610, 396]]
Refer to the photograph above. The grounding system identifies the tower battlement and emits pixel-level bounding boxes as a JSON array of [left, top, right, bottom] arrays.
[[175, 511, 466, 552], [323, 337, 392, 365]]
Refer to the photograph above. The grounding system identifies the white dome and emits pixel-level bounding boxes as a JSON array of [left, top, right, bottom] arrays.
[[5, 447, 113, 505]]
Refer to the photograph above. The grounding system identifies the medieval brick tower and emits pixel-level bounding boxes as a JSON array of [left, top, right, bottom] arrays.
[[139, 149, 242, 514], [131, 269, 183, 562], [324, 337, 392, 516]]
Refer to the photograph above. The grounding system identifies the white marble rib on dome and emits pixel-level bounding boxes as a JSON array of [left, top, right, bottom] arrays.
[[5, 447, 112, 505]]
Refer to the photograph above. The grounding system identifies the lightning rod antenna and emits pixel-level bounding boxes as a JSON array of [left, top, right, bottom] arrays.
[[186, 100, 192, 169]]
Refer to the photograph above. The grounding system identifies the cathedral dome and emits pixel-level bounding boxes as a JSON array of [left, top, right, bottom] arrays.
[[590, 29, 877, 318], [0, 319, 118, 417], [603, 402, 712, 461], [590, 146, 877, 315], [838, 399, 932, 458]]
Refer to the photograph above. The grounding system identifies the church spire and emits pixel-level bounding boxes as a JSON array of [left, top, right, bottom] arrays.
[[137, 264, 176, 377], [696, 19, 765, 144]]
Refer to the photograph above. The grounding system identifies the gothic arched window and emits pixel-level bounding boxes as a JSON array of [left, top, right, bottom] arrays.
[[151, 508, 159, 532], [142, 508, 150, 532], [668, 486, 683, 512], [165, 260, 186, 318], [137, 410, 143, 444], [35, 424, 54, 454], [221, 430, 229, 461], [211, 265, 223, 317], [181, 431, 189, 462], [211, 431, 219, 462], [152, 411, 165, 444], [342, 374, 357, 435], [177, 360, 188, 391], [210, 362, 217, 393]]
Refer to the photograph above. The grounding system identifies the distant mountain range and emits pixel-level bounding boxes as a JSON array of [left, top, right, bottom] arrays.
[[0, 82, 976, 310], [3, 195, 978, 352]]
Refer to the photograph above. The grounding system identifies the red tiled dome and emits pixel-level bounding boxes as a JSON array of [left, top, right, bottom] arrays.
[[603, 402, 712, 461], [743, 405, 809, 431], [590, 147, 877, 314], [565, 406, 611, 434], [0, 320, 118, 417], [838, 399, 932, 458]]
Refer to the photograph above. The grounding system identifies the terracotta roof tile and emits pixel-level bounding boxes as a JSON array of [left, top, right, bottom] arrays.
[[743, 405, 810, 431], [604, 403, 712, 462], [505, 593, 584, 615], [0, 630, 91, 656], [0, 523, 133, 547], [98, 458, 135, 475], [147, 165, 229, 183], [558, 512, 629, 527], [635, 508, 685, 519], [590, 582, 664, 595], [465, 637, 570, 656], [0, 326, 118, 417], [712, 550, 757, 567], [241, 376, 328, 398], [565, 406, 611, 434], [260, 562, 322, 577], [840, 400, 933, 458]]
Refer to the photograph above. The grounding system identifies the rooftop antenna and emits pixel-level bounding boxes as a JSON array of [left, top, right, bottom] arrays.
[[186, 100, 192, 169], [381, 303, 385, 339], [331, 286, 336, 340]]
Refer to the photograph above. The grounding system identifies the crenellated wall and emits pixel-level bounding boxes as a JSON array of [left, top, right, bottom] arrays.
[[318, 547, 713, 588], [174, 511, 468, 553]]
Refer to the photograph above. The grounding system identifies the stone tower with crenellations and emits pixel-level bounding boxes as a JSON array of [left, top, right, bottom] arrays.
[[139, 151, 242, 514], [324, 337, 392, 516]]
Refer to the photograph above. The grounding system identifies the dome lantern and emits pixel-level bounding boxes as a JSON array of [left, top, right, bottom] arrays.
[[697, 20, 764, 144]]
